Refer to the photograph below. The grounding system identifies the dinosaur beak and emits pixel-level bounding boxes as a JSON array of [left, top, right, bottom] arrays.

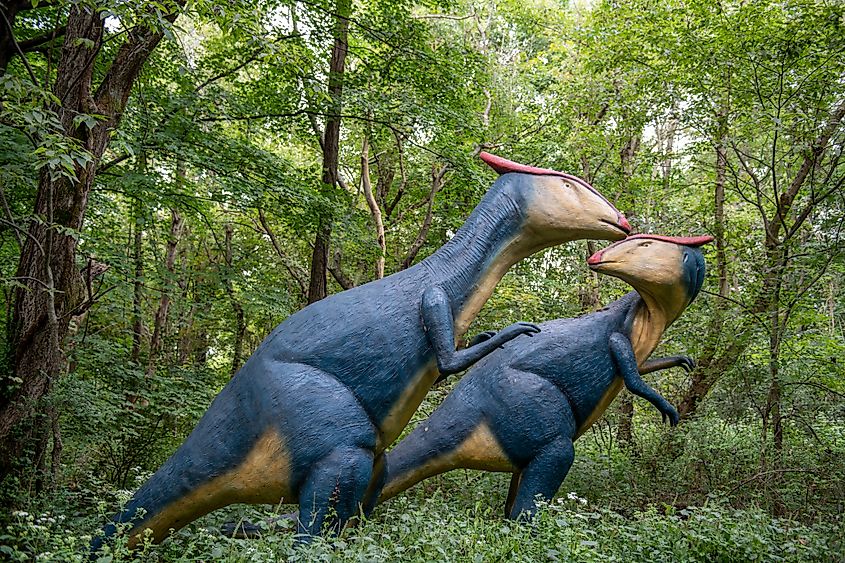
[[617, 215, 632, 234], [587, 249, 605, 267]]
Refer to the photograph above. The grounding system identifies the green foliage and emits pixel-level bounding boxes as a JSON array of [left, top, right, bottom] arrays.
[[1, 0, 844, 559], [2, 436, 842, 561]]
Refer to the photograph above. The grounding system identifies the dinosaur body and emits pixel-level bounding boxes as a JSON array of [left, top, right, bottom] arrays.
[[376, 235, 711, 519], [92, 153, 630, 551]]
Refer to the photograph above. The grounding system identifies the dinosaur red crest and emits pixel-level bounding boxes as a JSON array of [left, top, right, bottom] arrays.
[[624, 234, 714, 247], [479, 152, 572, 177]]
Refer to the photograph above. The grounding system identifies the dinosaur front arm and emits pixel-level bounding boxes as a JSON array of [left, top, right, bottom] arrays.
[[609, 333, 679, 426], [638, 355, 695, 375], [421, 286, 540, 376], [434, 331, 500, 384]]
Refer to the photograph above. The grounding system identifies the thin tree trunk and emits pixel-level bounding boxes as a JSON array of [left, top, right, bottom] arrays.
[[617, 394, 634, 448], [714, 107, 729, 299], [147, 208, 184, 376], [360, 136, 385, 279], [0, 1, 32, 73], [677, 99, 732, 419], [307, 0, 351, 303], [257, 208, 308, 300], [578, 241, 601, 311], [761, 246, 786, 465], [224, 223, 246, 377], [49, 405, 61, 486], [661, 108, 677, 191], [616, 132, 640, 447], [130, 196, 145, 364], [328, 249, 356, 290]]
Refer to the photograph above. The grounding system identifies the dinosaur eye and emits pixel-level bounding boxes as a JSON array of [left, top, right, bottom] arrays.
[[640, 242, 651, 247], [683, 253, 689, 263]]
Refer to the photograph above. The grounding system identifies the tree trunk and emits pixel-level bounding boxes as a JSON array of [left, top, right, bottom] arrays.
[[714, 107, 729, 299], [257, 208, 308, 301], [307, 0, 351, 303], [402, 163, 446, 269], [49, 405, 61, 486], [0, 1, 30, 73], [0, 3, 181, 481], [616, 393, 634, 448], [761, 246, 785, 465], [147, 208, 184, 376], [578, 241, 601, 311], [223, 224, 246, 377], [130, 196, 145, 364], [676, 101, 732, 419], [660, 108, 676, 191], [615, 132, 640, 447]]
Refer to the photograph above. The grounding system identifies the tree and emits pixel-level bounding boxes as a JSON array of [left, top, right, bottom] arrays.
[[0, 1, 184, 480], [307, 0, 352, 304]]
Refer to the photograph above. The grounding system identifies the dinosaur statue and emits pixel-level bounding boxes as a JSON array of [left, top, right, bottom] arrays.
[[91, 153, 631, 551], [372, 234, 712, 520]]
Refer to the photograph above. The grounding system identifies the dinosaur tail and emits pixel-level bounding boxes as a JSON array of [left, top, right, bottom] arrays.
[[90, 382, 258, 555], [379, 392, 481, 503], [89, 451, 194, 554]]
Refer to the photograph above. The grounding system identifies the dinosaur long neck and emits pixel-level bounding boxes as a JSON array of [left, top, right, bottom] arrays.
[[423, 183, 543, 337], [627, 285, 687, 365]]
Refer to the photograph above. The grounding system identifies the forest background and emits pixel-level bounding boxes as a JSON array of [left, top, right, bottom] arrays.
[[0, 0, 844, 560]]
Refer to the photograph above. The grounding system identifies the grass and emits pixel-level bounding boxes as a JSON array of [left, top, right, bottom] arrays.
[[3, 469, 843, 562], [2, 414, 843, 561]]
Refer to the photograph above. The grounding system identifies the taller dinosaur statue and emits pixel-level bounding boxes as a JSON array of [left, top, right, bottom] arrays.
[[91, 152, 630, 551]]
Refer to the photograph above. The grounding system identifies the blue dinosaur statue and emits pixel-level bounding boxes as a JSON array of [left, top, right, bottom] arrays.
[[91, 153, 630, 551], [372, 234, 712, 520]]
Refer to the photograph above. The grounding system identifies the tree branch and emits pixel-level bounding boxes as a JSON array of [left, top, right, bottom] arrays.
[[772, 97, 845, 240], [256, 208, 307, 299], [401, 162, 447, 269], [18, 25, 66, 52]]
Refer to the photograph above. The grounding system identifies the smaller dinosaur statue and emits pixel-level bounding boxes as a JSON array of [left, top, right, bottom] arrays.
[[372, 234, 712, 519]]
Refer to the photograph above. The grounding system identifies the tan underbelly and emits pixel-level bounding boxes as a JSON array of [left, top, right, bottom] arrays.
[[455, 421, 517, 472], [377, 359, 440, 451], [381, 421, 515, 501], [574, 377, 624, 440]]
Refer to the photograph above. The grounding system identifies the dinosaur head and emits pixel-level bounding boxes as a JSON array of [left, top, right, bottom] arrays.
[[479, 152, 630, 243], [587, 234, 713, 317]]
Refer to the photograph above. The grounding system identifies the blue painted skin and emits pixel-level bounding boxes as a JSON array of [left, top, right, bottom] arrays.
[[371, 235, 712, 519], [90, 153, 630, 552]]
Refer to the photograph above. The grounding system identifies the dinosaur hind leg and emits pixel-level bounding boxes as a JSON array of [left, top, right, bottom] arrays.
[[506, 438, 574, 521], [296, 446, 374, 541], [379, 418, 514, 504]]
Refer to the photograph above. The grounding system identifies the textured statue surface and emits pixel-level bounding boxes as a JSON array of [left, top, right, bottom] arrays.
[[91, 153, 630, 551], [370, 235, 712, 519]]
